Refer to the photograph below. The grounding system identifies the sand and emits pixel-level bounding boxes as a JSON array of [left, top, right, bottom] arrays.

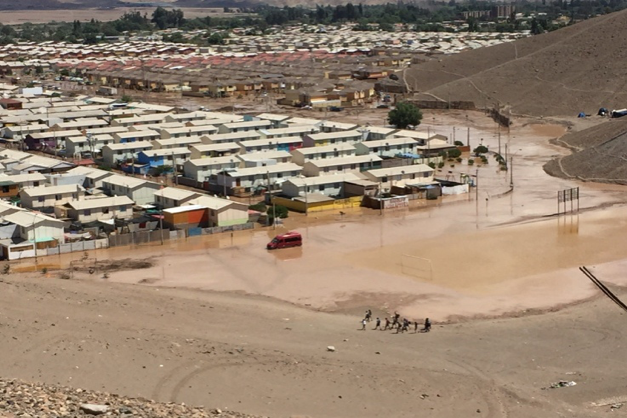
[[3, 110, 627, 417]]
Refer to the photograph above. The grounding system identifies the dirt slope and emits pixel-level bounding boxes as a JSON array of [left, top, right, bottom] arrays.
[[405, 10, 627, 117], [544, 117, 627, 183]]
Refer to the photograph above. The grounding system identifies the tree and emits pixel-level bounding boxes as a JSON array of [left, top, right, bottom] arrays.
[[267, 204, 288, 225], [448, 148, 462, 158], [120, 94, 132, 103], [388, 102, 423, 129], [473, 145, 488, 155]]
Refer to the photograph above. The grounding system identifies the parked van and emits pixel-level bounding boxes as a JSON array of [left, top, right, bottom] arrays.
[[267, 231, 302, 250]]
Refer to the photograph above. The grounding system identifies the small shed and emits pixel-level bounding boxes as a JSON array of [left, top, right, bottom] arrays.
[[163, 205, 208, 230]]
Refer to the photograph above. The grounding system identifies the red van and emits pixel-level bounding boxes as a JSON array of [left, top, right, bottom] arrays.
[[267, 231, 302, 250]]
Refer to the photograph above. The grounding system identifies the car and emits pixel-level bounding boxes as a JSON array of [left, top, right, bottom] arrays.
[[267, 231, 302, 250], [329, 106, 343, 112], [377, 104, 389, 109]]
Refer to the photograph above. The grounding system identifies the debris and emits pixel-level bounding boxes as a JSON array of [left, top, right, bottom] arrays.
[[542, 380, 577, 390], [80, 404, 109, 415], [611, 403, 623, 410], [327, 346, 336, 352]]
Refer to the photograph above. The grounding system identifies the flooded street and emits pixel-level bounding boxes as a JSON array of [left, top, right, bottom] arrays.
[[18, 112, 627, 322]]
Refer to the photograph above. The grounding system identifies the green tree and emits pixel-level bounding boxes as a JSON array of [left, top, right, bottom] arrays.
[[448, 148, 462, 158], [388, 102, 423, 129], [267, 205, 288, 225], [120, 94, 132, 103]]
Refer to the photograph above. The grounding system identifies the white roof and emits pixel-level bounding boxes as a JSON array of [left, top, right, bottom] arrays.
[[261, 125, 317, 136], [154, 187, 199, 200], [319, 121, 359, 131], [206, 131, 261, 142], [228, 163, 302, 177], [223, 120, 273, 130], [365, 164, 434, 177], [307, 130, 362, 140], [0, 172, 46, 183], [186, 195, 245, 211], [255, 113, 291, 122], [3, 210, 63, 227], [67, 195, 134, 210], [163, 204, 206, 214], [186, 156, 239, 167], [239, 136, 303, 148], [144, 147, 191, 157], [21, 184, 83, 197], [306, 154, 381, 168], [102, 174, 158, 189], [191, 143, 241, 152], [103, 142, 153, 151], [238, 150, 290, 162], [115, 130, 159, 139], [286, 173, 360, 187], [359, 137, 419, 147], [292, 143, 355, 156]]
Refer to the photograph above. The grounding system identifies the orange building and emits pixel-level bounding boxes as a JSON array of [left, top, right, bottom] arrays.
[[163, 205, 208, 230]]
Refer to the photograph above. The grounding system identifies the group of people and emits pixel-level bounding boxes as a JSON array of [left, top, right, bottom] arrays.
[[361, 310, 431, 333]]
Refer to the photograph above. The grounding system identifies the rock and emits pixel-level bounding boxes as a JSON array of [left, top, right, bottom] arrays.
[[327, 346, 335, 352], [80, 404, 109, 415]]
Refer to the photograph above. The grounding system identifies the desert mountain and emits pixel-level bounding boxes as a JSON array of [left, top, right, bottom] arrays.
[[405, 9, 627, 118]]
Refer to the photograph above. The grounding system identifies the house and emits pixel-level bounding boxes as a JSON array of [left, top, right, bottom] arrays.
[[303, 130, 363, 147], [281, 173, 361, 198], [165, 112, 210, 123], [185, 195, 249, 227], [319, 121, 359, 132], [0, 98, 22, 110], [183, 157, 240, 182], [239, 136, 303, 153], [110, 113, 170, 128], [153, 187, 200, 209], [237, 150, 292, 167], [11, 156, 74, 174], [160, 125, 218, 139], [291, 143, 357, 165], [84, 168, 113, 189], [102, 142, 154, 166], [0, 178, 19, 199], [204, 131, 261, 144], [19, 184, 84, 209], [254, 113, 291, 128], [362, 164, 435, 189], [151, 136, 203, 150], [162, 205, 209, 230], [52, 118, 109, 131], [2, 124, 49, 139], [259, 125, 318, 139], [60, 195, 134, 223], [189, 143, 241, 159], [0, 210, 65, 260], [217, 163, 303, 196], [113, 130, 160, 143], [0, 172, 46, 189], [302, 155, 382, 177], [101, 175, 161, 205], [66, 134, 115, 156], [25, 130, 83, 151], [137, 147, 191, 171], [218, 120, 273, 134], [354, 137, 420, 158], [364, 126, 398, 140]]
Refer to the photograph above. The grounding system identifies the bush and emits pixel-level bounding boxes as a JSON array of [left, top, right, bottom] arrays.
[[267, 204, 288, 224], [468, 159, 475, 165], [438, 161, 445, 168], [120, 94, 132, 103], [480, 155, 488, 164], [473, 145, 489, 156], [428, 162, 436, 169], [454, 140, 464, 146], [456, 157, 462, 163], [448, 148, 462, 159]]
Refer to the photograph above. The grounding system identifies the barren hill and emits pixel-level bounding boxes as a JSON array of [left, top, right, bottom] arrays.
[[544, 117, 627, 184], [405, 9, 627, 118]]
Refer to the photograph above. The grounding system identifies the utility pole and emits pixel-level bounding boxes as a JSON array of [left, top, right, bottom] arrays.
[[510, 157, 514, 188], [497, 123, 501, 156], [159, 213, 164, 245], [467, 127, 470, 147], [304, 181, 308, 216], [475, 168, 479, 212]]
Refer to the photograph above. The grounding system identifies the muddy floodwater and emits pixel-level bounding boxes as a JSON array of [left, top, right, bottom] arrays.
[[17, 112, 627, 322]]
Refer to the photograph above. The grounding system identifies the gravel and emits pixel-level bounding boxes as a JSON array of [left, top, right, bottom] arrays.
[[0, 378, 264, 418]]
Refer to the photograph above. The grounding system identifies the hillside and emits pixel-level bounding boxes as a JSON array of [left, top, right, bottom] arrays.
[[405, 9, 627, 118], [544, 118, 627, 184]]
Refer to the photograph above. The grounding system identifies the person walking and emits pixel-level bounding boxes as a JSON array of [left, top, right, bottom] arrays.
[[414, 321, 419, 333], [365, 309, 372, 322], [384, 317, 390, 330], [423, 318, 432, 333], [361, 318, 367, 331], [374, 317, 381, 330]]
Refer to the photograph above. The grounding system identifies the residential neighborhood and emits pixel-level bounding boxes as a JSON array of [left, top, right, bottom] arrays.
[[0, 85, 471, 260]]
